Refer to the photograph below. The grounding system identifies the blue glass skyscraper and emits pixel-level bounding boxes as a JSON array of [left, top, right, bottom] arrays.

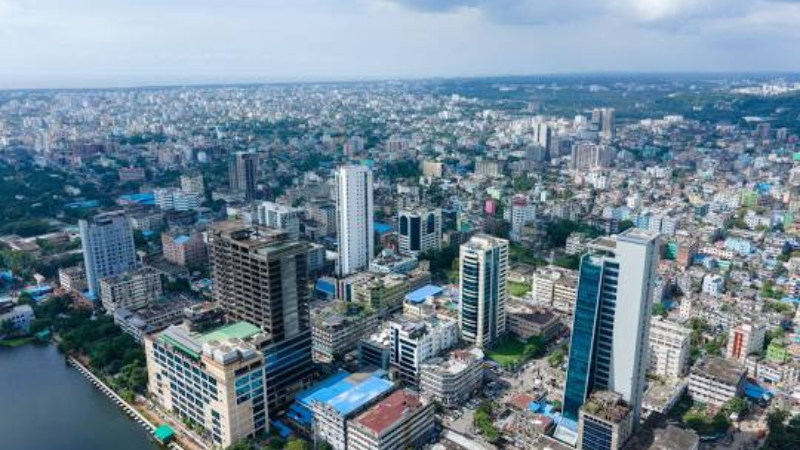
[[562, 229, 659, 425]]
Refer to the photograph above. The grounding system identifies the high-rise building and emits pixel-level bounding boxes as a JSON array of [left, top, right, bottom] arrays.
[[335, 165, 374, 276], [563, 229, 659, 424], [571, 143, 614, 171], [229, 152, 259, 201], [144, 322, 269, 447], [506, 196, 536, 242], [209, 221, 313, 415], [80, 211, 138, 298], [398, 207, 442, 256], [459, 234, 509, 348], [256, 201, 303, 240]]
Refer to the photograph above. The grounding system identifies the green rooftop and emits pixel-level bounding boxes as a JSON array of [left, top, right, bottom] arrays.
[[154, 424, 175, 443], [197, 321, 261, 344]]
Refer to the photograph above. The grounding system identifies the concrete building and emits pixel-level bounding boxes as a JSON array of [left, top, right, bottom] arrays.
[[80, 211, 138, 298], [145, 322, 269, 448], [154, 188, 201, 211], [58, 266, 87, 294], [99, 267, 163, 314], [335, 165, 374, 276], [347, 389, 435, 450], [229, 151, 259, 201], [0, 302, 34, 332], [648, 317, 691, 379], [256, 201, 303, 240], [339, 270, 431, 315], [577, 391, 633, 450], [688, 357, 746, 407], [358, 326, 391, 371], [180, 173, 205, 198], [506, 303, 562, 341], [398, 207, 442, 256], [727, 321, 767, 363], [571, 143, 614, 171], [419, 348, 484, 408], [389, 316, 459, 389], [563, 229, 660, 424], [161, 230, 207, 268], [532, 266, 578, 314], [507, 196, 536, 242], [311, 302, 380, 364], [209, 221, 313, 416], [113, 300, 191, 343], [459, 234, 509, 348], [287, 370, 395, 448]]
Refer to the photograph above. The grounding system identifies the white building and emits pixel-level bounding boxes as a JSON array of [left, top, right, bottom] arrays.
[[154, 188, 201, 211], [99, 267, 163, 314], [389, 316, 459, 388], [506, 196, 536, 242], [335, 165, 374, 276], [256, 201, 303, 240], [701, 274, 725, 296], [688, 357, 746, 407], [0, 303, 35, 332], [80, 211, 138, 298], [648, 317, 691, 379], [419, 348, 484, 408], [459, 234, 509, 348]]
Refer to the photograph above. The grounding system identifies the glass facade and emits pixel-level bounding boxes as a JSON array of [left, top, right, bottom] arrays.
[[563, 256, 602, 420]]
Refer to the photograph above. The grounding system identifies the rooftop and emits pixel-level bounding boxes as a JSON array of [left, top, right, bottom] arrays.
[[296, 370, 394, 417], [353, 389, 426, 435], [405, 284, 444, 304], [691, 356, 746, 386], [581, 391, 631, 424]]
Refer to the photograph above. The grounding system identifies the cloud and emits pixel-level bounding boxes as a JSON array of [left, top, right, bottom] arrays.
[[388, 0, 798, 29]]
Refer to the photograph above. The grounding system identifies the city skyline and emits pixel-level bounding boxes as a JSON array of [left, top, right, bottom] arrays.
[[1, 0, 800, 89]]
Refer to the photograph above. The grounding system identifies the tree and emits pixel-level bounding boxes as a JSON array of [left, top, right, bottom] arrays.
[[225, 439, 256, 450], [285, 438, 311, 450]]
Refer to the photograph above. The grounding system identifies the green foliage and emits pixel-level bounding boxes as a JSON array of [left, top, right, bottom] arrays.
[[285, 438, 311, 450], [553, 254, 580, 270], [34, 296, 147, 395], [652, 303, 667, 317], [722, 397, 748, 418], [545, 219, 602, 248], [509, 281, 531, 297], [0, 219, 56, 237], [509, 243, 547, 267], [474, 401, 500, 443], [419, 247, 459, 282], [764, 300, 794, 314], [762, 410, 800, 450], [225, 439, 257, 450], [548, 348, 565, 367], [381, 159, 421, 180]]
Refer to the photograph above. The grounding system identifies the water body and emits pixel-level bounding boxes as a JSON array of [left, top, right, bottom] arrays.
[[0, 343, 158, 450]]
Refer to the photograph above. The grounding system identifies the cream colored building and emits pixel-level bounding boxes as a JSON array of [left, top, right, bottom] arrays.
[[648, 317, 691, 379], [145, 322, 269, 448]]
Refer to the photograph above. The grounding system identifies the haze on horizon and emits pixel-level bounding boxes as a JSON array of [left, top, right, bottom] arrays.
[[1, 0, 800, 89]]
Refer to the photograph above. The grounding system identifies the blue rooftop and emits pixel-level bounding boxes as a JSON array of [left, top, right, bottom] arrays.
[[173, 235, 191, 245], [406, 284, 444, 304], [315, 278, 336, 295], [118, 192, 155, 205], [292, 370, 393, 420], [374, 222, 394, 235]]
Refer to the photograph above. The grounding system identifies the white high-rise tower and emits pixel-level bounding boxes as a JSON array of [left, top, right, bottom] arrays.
[[458, 234, 509, 349], [79, 211, 138, 299], [335, 165, 374, 276]]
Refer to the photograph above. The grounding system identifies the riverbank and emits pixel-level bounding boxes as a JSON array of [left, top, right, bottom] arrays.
[[66, 355, 185, 450]]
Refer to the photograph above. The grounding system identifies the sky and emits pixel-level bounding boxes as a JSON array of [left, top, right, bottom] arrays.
[[1, 0, 799, 89]]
